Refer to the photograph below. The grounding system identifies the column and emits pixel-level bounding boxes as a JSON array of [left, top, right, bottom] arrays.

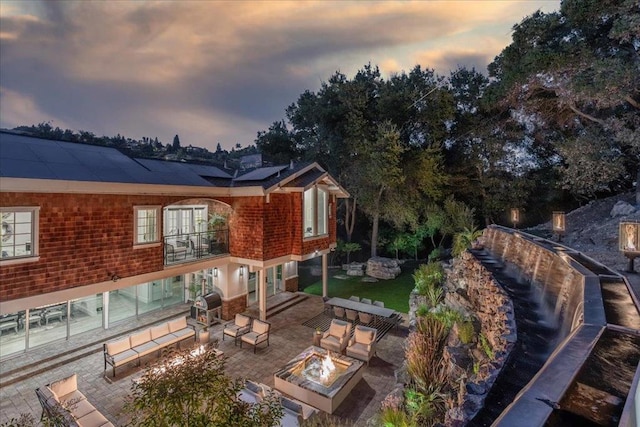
[[322, 253, 328, 298], [258, 269, 267, 321]]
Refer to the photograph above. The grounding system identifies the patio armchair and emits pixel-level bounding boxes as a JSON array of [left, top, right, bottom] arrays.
[[189, 238, 209, 258], [240, 319, 271, 353], [164, 242, 187, 262], [346, 325, 377, 365], [223, 313, 252, 345], [320, 319, 352, 353]]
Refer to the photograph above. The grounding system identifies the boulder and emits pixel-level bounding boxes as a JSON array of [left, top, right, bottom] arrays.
[[610, 200, 635, 217], [366, 256, 401, 279]]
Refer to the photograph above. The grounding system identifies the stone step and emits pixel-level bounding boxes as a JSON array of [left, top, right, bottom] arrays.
[[267, 293, 309, 317]]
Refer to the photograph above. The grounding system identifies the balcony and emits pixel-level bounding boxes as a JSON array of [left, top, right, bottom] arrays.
[[164, 230, 229, 265]]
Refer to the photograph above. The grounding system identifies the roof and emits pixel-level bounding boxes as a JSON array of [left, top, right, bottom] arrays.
[[0, 131, 349, 197]]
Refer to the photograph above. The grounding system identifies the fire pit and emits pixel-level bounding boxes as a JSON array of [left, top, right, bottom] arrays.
[[273, 346, 364, 414]]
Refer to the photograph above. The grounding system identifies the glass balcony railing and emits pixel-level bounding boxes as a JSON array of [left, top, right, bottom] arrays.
[[163, 230, 229, 265]]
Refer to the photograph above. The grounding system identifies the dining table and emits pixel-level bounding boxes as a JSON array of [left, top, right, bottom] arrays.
[[325, 297, 396, 318]]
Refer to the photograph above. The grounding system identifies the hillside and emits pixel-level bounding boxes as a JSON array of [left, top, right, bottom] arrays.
[[527, 192, 640, 273]]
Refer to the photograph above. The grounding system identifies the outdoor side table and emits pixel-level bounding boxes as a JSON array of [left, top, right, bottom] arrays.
[[313, 331, 322, 347]]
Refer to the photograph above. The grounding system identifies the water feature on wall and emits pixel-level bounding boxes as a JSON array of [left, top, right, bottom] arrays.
[[479, 225, 640, 426]]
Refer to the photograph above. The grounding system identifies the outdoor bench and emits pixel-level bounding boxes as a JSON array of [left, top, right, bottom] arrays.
[[36, 373, 114, 427], [103, 316, 195, 377]]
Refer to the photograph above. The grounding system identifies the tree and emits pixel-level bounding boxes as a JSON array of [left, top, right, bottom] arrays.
[[255, 120, 298, 164], [125, 347, 283, 426], [172, 134, 181, 150]]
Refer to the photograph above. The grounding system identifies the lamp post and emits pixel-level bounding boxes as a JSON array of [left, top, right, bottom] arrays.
[[552, 211, 566, 242], [510, 208, 520, 229], [619, 221, 639, 273]]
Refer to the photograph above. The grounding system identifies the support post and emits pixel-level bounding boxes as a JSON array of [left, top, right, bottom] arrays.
[[258, 269, 267, 321], [322, 253, 328, 298]]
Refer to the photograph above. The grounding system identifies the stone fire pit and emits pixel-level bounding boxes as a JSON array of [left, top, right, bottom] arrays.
[[273, 346, 364, 414]]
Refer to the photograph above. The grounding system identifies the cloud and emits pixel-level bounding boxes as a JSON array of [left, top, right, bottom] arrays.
[[0, 0, 560, 151]]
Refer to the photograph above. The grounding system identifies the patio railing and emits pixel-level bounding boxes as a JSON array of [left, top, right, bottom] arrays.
[[163, 229, 229, 265]]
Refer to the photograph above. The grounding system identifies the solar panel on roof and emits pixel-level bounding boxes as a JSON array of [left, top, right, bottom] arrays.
[[234, 166, 288, 181]]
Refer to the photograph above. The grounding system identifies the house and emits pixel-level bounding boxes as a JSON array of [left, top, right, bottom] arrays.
[[0, 131, 348, 358]]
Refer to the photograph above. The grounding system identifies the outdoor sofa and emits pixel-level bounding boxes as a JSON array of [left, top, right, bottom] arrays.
[[36, 373, 113, 427], [103, 316, 195, 377]]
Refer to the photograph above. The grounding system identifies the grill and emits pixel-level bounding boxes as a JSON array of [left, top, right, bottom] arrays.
[[192, 292, 222, 327]]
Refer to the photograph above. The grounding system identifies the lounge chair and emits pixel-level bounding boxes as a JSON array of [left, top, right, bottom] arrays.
[[240, 319, 271, 353], [320, 319, 352, 353], [346, 325, 377, 365], [223, 314, 252, 345]]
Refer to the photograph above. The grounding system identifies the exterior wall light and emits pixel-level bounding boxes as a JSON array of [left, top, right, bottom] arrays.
[[552, 211, 566, 242], [510, 208, 520, 229], [213, 267, 218, 278], [239, 265, 244, 277], [619, 221, 639, 273]]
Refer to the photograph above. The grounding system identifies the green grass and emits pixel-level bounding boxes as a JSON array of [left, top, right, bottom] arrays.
[[302, 261, 419, 313]]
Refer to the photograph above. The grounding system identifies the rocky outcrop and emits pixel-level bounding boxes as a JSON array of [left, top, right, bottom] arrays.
[[610, 200, 636, 217], [366, 257, 401, 279], [443, 251, 516, 425]]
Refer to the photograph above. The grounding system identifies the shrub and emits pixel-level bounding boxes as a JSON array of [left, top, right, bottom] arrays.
[[408, 316, 448, 390], [378, 393, 410, 427], [125, 347, 283, 426], [413, 261, 444, 299], [457, 320, 475, 345], [416, 304, 430, 317], [427, 247, 445, 261], [428, 306, 463, 330], [452, 226, 483, 257], [479, 333, 495, 360]]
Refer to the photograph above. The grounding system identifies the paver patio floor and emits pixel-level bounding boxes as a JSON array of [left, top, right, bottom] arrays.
[[0, 294, 408, 426]]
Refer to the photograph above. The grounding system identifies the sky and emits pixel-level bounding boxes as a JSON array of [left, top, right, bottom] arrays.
[[0, 1, 560, 152]]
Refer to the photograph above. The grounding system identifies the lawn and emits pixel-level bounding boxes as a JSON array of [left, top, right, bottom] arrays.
[[302, 260, 420, 313]]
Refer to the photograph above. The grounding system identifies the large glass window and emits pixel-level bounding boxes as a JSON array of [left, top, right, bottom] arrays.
[[0, 310, 26, 358], [1, 208, 38, 260], [303, 187, 328, 238], [134, 206, 160, 244], [70, 295, 103, 336], [108, 289, 137, 324], [164, 207, 207, 236]]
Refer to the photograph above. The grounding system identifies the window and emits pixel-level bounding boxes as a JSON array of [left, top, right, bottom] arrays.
[[134, 206, 160, 245], [1, 207, 38, 261], [303, 186, 328, 238]]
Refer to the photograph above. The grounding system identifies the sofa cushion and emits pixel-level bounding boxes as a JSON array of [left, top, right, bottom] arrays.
[[129, 329, 152, 348], [171, 328, 195, 340], [76, 408, 110, 427], [329, 321, 346, 338], [153, 333, 180, 347], [66, 397, 96, 419], [48, 374, 77, 401], [105, 337, 131, 356], [236, 314, 251, 328], [168, 317, 187, 333], [355, 327, 374, 344], [132, 340, 159, 358], [150, 323, 170, 340], [253, 320, 269, 335], [110, 348, 138, 367]]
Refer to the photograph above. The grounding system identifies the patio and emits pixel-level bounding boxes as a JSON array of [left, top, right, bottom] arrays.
[[0, 294, 408, 426]]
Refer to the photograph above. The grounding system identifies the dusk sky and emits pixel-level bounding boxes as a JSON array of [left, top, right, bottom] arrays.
[[0, 1, 559, 152]]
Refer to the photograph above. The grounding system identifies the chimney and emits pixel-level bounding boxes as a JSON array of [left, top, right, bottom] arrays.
[[289, 160, 294, 169]]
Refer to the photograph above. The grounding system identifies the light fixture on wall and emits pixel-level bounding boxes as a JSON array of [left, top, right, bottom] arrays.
[[510, 208, 520, 229], [213, 267, 218, 278], [552, 211, 566, 242], [620, 221, 639, 273], [239, 265, 244, 277]]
